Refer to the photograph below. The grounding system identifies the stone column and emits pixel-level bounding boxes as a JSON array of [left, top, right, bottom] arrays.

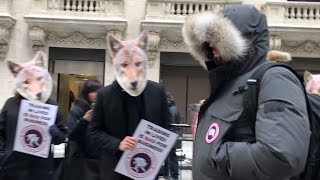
[[29, 27, 47, 52], [270, 36, 282, 50], [0, 26, 9, 61], [147, 31, 160, 82]]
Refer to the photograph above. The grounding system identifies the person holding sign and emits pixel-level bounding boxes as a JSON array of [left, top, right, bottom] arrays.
[[87, 32, 171, 180], [0, 51, 67, 180]]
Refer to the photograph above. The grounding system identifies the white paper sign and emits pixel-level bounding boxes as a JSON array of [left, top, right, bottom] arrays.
[[115, 120, 178, 180], [13, 100, 58, 158]]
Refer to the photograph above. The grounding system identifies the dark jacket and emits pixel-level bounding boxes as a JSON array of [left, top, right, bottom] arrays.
[[183, 5, 310, 180], [87, 80, 170, 180], [0, 97, 67, 180], [67, 99, 90, 158], [168, 105, 180, 133]]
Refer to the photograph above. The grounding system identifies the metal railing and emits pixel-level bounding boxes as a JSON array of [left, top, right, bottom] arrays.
[[284, 2, 320, 20], [48, 0, 106, 12], [145, 0, 242, 20]]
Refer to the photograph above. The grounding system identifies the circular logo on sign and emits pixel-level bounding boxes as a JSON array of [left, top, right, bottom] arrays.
[[20, 125, 47, 152], [126, 148, 156, 178], [205, 122, 220, 144]]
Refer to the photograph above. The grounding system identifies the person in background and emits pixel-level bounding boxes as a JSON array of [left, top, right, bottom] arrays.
[[69, 90, 75, 110], [59, 79, 103, 180], [161, 92, 180, 180], [67, 79, 103, 158]]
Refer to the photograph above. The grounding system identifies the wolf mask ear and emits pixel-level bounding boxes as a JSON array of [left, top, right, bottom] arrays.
[[107, 35, 124, 59], [31, 51, 46, 67], [135, 31, 148, 51], [7, 61, 23, 77], [304, 70, 313, 83]]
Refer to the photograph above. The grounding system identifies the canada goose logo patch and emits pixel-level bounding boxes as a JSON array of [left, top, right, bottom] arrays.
[[206, 122, 220, 144]]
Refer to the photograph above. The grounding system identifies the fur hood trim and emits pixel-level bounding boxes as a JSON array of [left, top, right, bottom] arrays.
[[267, 50, 292, 62], [182, 11, 248, 68]]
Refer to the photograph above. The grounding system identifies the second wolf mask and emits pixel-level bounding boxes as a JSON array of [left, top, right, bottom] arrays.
[[7, 51, 53, 103], [106, 32, 148, 96]]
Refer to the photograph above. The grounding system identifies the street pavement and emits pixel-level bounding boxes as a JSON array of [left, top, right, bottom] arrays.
[[159, 136, 193, 180], [53, 135, 195, 179]]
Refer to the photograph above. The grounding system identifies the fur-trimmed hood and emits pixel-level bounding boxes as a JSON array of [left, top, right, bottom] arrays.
[[267, 50, 292, 62], [182, 4, 269, 74]]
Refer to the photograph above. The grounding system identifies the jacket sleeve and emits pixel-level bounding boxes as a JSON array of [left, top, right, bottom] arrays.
[[67, 107, 88, 141], [0, 101, 7, 155], [51, 107, 68, 145], [160, 87, 171, 130], [87, 90, 121, 155], [212, 68, 311, 179]]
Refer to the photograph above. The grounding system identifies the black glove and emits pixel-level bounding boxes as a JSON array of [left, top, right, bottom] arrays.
[[49, 125, 61, 138]]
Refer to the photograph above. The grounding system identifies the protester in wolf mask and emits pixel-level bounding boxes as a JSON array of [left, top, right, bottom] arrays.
[[0, 51, 67, 180], [182, 4, 310, 180], [87, 32, 170, 180]]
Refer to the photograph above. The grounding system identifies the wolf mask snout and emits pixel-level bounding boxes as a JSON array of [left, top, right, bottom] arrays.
[[131, 81, 138, 89], [36, 92, 42, 99]]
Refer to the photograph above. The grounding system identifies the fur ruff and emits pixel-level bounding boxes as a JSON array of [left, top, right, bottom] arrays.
[[182, 11, 248, 68], [267, 50, 292, 62]]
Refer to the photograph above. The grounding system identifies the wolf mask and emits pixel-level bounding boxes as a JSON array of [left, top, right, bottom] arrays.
[[267, 51, 320, 96], [7, 51, 53, 103], [304, 71, 320, 96], [106, 32, 148, 97]]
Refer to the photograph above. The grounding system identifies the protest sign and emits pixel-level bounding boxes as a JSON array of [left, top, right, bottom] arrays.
[[115, 119, 178, 180], [13, 99, 58, 158]]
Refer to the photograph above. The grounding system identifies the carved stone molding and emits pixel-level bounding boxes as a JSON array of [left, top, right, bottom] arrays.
[[29, 27, 46, 52], [281, 40, 320, 57], [269, 36, 282, 50], [107, 30, 123, 40], [48, 31, 106, 48], [147, 32, 160, 67], [147, 50, 158, 68], [159, 36, 186, 49], [147, 32, 160, 50], [0, 26, 9, 61]]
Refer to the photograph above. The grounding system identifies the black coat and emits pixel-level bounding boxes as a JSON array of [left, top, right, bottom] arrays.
[[67, 98, 102, 159], [0, 97, 67, 180], [87, 80, 170, 180], [67, 99, 90, 158]]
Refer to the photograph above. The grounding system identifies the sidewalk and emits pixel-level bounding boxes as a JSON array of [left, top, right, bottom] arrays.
[[159, 135, 193, 180]]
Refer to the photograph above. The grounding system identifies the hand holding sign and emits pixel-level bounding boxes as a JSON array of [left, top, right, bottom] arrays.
[[13, 100, 57, 158], [119, 136, 138, 151], [115, 120, 178, 180]]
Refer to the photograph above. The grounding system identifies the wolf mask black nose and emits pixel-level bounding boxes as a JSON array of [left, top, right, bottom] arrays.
[[36, 93, 42, 99], [131, 81, 138, 88]]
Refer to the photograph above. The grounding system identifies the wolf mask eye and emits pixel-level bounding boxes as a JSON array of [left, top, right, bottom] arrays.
[[121, 63, 128, 68], [37, 77, 43, 81], [135, 62, 142, 67], [24, 80, 30, 85]]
